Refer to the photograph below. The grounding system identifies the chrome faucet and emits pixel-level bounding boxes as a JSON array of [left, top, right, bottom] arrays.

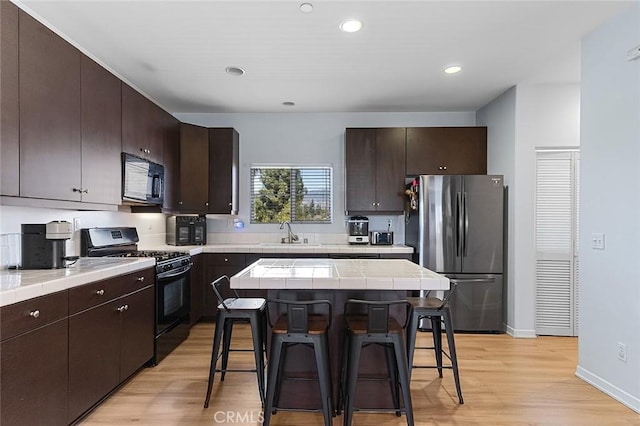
[[279, 221, 299, 244]]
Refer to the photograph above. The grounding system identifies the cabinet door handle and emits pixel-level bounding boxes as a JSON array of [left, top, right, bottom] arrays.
[[179, 201, 183, 205], [83, 189, 89, 194], [124, 304, 129, 311], [29, 310, 40, 318], [96, 289, 105, 296], [228, 202, 232, 206], [117, 305, 128, 312], [205, 202, 209, 206], [443, 166, 447, 170], [72, 187, 82, 193], [224, 258, 229, 262], [136, 276, 145, 282], [371, 202, 376, 207]]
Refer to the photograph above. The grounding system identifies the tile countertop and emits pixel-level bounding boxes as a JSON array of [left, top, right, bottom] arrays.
[[0, 257, 156, 308], [143, 243, 414, 256], [231, 258, 449, 291]]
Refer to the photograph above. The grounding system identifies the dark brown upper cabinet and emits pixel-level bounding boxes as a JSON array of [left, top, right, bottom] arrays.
[[178, 123, 210, 212], [208, 128, 239, 215], [19, 9, 82, 201], [406, 127, 487, 176], [122, 83, 163, 165], [1, 0, 19, 197], [162, 113, 182, 212], [80, 55, 122, 205], [345, 128, 406, 214], [177, 124, 239, 214]]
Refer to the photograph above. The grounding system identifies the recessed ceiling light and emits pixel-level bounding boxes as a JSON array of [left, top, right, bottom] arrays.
[[339, 19, 363, 33], [300, 3, 313, 13], [444, 65, 462, 74], [282, 101, 295, 106], [225, 66, 245, 76]]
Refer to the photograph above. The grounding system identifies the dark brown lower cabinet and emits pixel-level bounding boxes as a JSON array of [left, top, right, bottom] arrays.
[[120, 286, 155, 381], [189, 254, 204, 326], [68, 272, 154, 422], [68, 298, 121, 421], [1, 319, 69, 425]]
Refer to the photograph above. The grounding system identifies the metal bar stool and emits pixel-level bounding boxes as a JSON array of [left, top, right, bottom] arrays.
[[203, 275, 267, 408], [406, 280, 463, 404], [338, 299, 414, 426], [263, 298, 333, 426]]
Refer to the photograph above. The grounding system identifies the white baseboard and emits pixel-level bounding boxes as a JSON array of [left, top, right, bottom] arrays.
[[576, 366, 640, 414], [505, 324, 537, 338]]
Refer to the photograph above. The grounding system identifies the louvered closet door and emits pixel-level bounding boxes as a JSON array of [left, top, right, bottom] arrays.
[[535, 150, 580, 336]]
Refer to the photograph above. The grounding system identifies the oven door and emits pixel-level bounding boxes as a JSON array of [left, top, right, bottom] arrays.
[[156, 264, 191, 333]]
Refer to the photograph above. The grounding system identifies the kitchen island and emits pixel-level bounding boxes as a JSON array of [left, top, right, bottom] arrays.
[[230, 258, 449, 411]]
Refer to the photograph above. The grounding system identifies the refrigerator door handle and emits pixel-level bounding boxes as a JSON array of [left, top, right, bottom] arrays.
[[449, 278, 496, 284], [456, 192, 463, 257], [463, 192, 469, 257]]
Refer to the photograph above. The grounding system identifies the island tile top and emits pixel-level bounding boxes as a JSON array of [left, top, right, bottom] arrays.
[[231, 258, 449, 291]]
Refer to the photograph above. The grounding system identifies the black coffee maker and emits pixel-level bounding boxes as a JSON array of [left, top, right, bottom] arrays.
[[21, 221, 72, 269]]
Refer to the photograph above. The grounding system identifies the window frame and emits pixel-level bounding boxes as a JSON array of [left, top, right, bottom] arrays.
[[249, 164, 333, 224]]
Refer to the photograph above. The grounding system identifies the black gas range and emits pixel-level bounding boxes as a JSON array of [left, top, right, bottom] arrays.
[[81, 227, 192, 365]]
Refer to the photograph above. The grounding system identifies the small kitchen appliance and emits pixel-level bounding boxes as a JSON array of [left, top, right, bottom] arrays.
[[166, 215, 207, 246], [21, 221, 73, 269], [370, 231, 394, 245], [348, 216, 369, 245], [81, 227, 192, 364]]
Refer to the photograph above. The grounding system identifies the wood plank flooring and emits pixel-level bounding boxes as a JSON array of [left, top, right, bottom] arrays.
[[80, 323, 639, 425]]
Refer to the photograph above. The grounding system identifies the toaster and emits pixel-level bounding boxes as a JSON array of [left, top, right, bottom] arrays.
[[370, 231, 394, 245]]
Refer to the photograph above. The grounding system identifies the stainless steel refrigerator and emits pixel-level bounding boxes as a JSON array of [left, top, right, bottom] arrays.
[[405, 175, 505, 332]]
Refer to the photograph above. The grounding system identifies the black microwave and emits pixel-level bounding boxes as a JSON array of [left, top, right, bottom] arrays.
[[166, 215, 207, 246], [122, 153, 164, 205]]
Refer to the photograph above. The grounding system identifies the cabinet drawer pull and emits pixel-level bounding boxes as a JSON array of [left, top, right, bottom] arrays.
[[224, 258, 229, 262], [29, 310, 40, 318], [96, 289, 105, 296], [136, 276, 145, 282]]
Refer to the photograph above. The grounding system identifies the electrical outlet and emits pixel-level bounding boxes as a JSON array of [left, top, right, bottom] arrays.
[[73, 217, 81, 232], [617, 342, 627, 362], [591, 233, 605, 250]]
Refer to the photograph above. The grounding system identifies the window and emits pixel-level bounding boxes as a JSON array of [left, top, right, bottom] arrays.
[[250, 166, 332, 224]]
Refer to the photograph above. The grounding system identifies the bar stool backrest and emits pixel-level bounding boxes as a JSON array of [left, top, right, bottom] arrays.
[[210, 275, 240, 312], [345, 299, 412, 333], [267, 299, 332, 333]]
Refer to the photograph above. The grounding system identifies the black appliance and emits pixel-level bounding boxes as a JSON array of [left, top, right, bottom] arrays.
[[81, 227, 192, 364], [122, 153, 164, 205], [166, 215, 207, 246], [21, 221, 73, 269], [348, 215, 369, 244]]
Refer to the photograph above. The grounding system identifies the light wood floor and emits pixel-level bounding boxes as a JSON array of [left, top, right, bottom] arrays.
[[81, 323, 639, 425]]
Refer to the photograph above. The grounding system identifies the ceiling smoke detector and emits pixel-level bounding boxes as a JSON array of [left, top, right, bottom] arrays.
[[225, 66, 245, 76]]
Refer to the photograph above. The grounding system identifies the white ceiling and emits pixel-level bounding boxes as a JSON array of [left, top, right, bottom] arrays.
[[15, 0, 633, 114]]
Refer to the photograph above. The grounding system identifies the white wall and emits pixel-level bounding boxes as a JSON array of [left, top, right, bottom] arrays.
[[0, 206, 166, 268], [176, 111, 476, 239], [576, 1, 640, 412], [477, 86, 517, 328], [477, 83, 581, 337]]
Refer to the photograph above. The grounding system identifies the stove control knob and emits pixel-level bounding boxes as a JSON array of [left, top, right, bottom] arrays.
[[163, 264, 173, 272]]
